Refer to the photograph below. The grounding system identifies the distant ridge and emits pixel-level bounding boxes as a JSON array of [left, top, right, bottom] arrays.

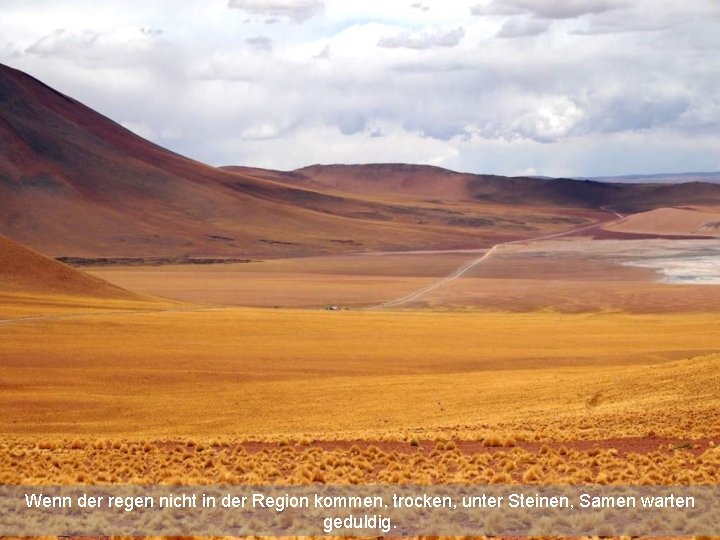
[[270, 163, 720, 211], [580, 172, 720, 184], [4, 61, 720, 258]]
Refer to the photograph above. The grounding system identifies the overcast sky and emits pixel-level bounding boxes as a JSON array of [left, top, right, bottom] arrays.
[[1, 0, 719, 176]]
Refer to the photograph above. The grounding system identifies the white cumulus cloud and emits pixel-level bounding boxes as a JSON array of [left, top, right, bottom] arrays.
[[227, 0, 323, 22], [377, 26, 465, 49]]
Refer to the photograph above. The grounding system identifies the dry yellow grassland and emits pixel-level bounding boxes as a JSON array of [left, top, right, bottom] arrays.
[[0, 292, 176, 320], [1, 308, 719, 440], [1, 437, 718, 486], [2, 304, 718, 540]]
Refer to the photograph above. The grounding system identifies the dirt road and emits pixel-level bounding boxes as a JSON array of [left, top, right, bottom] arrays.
[[371, 210, 625, 309]]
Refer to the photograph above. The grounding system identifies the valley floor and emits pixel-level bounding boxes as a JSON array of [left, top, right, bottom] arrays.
[[84, 236, 720, 312], [2, 228, 719, 540], [1, 305, 718, 442]]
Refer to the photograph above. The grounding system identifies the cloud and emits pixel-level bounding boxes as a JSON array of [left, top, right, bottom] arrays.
[[496, 17, 552, 37], [245, 36, 273, 51], [570, 1, 720, 35], [410, 2, 430, 12], [227, 0, 323, 22], [580, 93, 691, 134], [239, 120, 295, 140], [336, 113, 366, 135], [472, 0, 626, 19], [513, 97, 585, 142], [24, 26, 173, 72], [4, 0, 718, 177], [141, 27, 163, 37], [314, 44, 330, 59], [377, 26, 465, 49], [2, 42, 22, 60], [26, 29, 99, 56]]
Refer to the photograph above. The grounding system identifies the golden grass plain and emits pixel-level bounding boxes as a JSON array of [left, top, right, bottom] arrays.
[[4, 60, 720, 540], [2, 276, 720, 540], [2, 307, 719, 441], [2, 436, 719, 486], [2, 304, 719, 516]]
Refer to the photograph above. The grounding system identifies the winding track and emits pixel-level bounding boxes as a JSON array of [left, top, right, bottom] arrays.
[[0, 210, 627, 321], [370, 208, 626, 309]]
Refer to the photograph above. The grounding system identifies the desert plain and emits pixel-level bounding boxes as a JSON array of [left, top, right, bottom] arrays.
[[3, 210, 720, 494], [2, 61, 720, 540]]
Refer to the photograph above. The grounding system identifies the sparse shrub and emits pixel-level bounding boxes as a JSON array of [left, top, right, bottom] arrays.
[[482, 435, 504, 447]]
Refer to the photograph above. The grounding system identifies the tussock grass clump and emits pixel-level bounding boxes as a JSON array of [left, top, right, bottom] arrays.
[[2, 434, 718, 486], [482, 434, 516, 447]]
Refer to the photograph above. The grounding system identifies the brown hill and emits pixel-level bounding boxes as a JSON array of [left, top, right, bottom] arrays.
[[0, 234, 139, 298], [228, 163, 474, 201], [604, 206, 720, 237], [588, 172, 720, 184], [1, 63, 599, 257], [285, 164, 720, 212], [4, 61, 720, 259]]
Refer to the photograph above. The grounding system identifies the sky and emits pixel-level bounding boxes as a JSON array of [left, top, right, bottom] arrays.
[[1, 0, 719, 177]]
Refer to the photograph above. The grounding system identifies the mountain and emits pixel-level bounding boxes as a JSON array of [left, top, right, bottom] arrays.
[[3, 61, 720, 259], [0, 62, 601, 257], [0, 233, 139, 299], [583, 172, 720, 184], [267, 164, 720, 212]]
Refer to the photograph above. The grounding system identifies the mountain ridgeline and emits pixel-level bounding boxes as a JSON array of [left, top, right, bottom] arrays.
[[2, 61, 720, 258]]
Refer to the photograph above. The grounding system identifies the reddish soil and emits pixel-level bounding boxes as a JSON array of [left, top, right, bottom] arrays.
[[5, 63, 720, 260], [577, 228, 716, 241]]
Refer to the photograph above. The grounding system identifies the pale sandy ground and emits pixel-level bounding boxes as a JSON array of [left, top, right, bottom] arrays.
[[88, 238, 720, 312], [406, 237, 720, 311], [604, 205, 720, 237], [87, 253, 470, 308]]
